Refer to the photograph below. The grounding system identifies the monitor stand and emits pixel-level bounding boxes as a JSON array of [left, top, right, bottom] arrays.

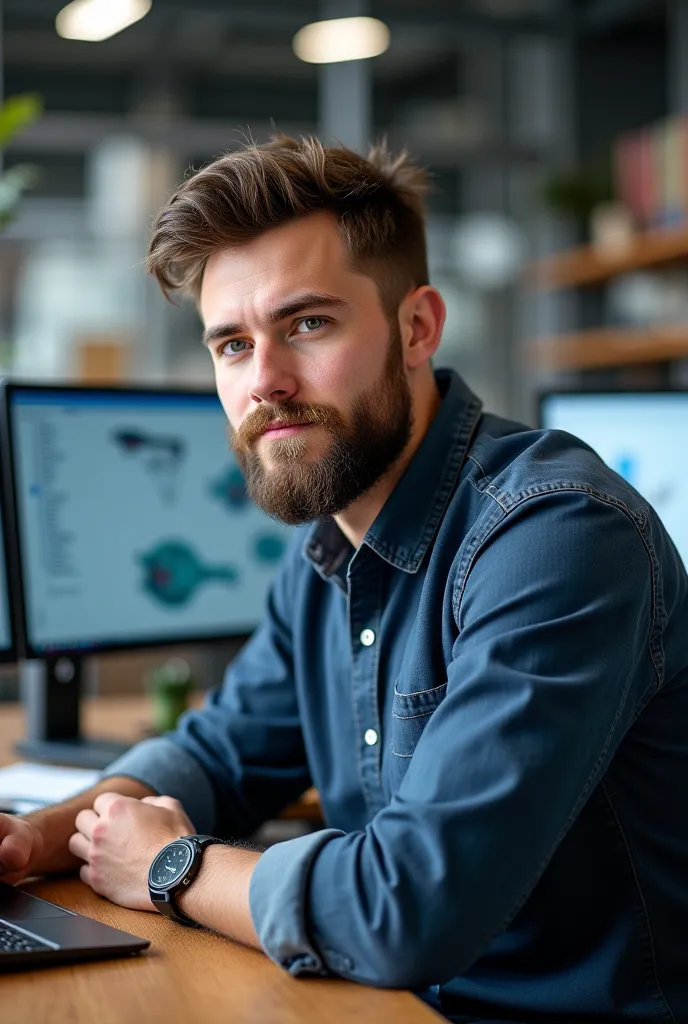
[[15, 657, 131, 770]]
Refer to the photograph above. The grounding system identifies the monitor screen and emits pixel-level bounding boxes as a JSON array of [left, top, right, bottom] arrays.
[[5, 385, 292, 656], [0, 496, 15, 661], [540, 391, 687, 568]]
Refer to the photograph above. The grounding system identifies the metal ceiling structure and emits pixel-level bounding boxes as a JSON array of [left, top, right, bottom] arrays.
[[0, 0, 667, 193]]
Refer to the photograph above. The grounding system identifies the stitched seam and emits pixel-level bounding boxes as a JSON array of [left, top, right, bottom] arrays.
[[394, 682, 448, 698], [347, 591, 366, 818], [392, 709, 436, 721], [467, 454, 509, 512], [600, 781, 676, 1024], [368, 572, 384, 794], [452, 504, 511, 626], [467, 451, 488, 479]]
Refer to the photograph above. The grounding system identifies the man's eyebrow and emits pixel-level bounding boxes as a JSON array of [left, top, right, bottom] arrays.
[[201, 292, 351, 347]]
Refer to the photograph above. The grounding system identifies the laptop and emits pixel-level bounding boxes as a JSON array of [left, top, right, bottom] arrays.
[[0, 880, 149, 969]]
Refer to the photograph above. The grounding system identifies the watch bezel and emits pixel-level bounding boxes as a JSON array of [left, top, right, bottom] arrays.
[[148, 837, 198, 894]]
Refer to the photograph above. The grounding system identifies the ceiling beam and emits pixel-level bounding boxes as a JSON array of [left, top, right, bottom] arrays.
[[4, 0, 569, 37]]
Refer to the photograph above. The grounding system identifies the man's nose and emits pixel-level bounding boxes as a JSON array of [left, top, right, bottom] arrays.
[[248, 346, 298, 405]]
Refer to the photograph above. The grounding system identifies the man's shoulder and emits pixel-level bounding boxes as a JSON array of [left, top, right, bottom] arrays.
[[463, 411, 649, 520]]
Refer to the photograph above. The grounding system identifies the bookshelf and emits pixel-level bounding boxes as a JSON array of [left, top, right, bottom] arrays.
[[529, 227, 688, 290], [528, 226, 688, 370], [530, 326, 688, 371]]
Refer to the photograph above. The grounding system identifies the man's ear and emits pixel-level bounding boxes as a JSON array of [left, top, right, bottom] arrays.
[[399, 286, 446, 370]]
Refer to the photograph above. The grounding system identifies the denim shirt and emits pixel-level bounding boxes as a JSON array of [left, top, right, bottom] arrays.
[[106, 369, 688, 1024]]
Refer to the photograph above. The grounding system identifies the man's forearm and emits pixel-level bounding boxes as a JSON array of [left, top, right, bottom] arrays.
[[26, 775, 155, 876], [176, 844, 262, 949]]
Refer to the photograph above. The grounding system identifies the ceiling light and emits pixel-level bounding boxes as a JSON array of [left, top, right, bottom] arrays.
[[293, 16, 390, 64], [56, 0, 152, 42]]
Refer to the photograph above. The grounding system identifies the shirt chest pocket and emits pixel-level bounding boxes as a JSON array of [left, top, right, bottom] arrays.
[[390, 681, 448, 759]]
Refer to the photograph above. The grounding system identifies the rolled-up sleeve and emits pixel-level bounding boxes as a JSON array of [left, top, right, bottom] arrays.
[[105, 531, 312, 839], [102, 736, 217, 835], [250, 491, 655, 988]]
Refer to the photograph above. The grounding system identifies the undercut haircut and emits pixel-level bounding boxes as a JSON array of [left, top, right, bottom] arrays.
[[146, 134, 430, 318]]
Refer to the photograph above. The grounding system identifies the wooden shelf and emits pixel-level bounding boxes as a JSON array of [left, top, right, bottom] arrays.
[[529, 325, 688, 370], [529, 227, 688, 290]]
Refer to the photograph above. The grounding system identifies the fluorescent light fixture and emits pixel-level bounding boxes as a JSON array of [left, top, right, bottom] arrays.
[[56, 0, 152, 42], [293, 16, 390, 64]]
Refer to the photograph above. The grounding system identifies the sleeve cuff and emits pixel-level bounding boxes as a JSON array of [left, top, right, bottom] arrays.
[[101, 736, 216, 835], [249, 827, 345, 977]]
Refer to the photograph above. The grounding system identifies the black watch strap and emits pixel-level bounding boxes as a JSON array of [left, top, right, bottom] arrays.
[[187, 834, 220, 848]]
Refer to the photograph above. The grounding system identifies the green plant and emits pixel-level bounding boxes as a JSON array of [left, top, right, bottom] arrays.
[[0, 93, 43, 229]]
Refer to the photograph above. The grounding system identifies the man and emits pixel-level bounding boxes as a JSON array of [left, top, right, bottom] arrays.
[[1, 136, 688, 1024]]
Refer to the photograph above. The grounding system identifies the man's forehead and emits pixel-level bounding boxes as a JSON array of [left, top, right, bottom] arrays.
[[201, 219, 349, 311], [206, 213, 344, 276]]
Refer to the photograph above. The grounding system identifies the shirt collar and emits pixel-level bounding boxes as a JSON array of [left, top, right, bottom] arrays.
[[303, 368, 483, 579]]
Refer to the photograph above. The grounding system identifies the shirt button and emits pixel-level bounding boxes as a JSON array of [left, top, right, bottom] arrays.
[[360, 628, 376, 647], [364, 729, 379, 746]]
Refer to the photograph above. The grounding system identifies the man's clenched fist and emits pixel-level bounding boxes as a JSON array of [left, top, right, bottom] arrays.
[[0, 814, 44, 884]]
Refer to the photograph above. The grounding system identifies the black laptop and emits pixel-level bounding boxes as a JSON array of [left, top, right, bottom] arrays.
[[0, 880, 149, 969]]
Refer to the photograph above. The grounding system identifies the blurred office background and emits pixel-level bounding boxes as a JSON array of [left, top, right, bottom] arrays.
[[0, 0, 686, 701]]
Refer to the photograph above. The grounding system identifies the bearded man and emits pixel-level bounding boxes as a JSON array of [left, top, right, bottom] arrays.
[[2, 136, 688, 1024]]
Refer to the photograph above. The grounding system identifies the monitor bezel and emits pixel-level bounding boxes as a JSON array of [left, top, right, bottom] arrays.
[[537, 385, 688, 429], [0, 386, 18, 663], [1, 379, 256, 659]]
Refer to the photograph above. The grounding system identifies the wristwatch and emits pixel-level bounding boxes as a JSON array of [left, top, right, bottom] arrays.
[[148, 834, 224, 926]]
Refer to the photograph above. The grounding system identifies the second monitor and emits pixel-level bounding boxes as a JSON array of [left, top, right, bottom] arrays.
[[4, 384, 291, 656], [539, 389, 687, 569], [0, 486, 16, 663], [1, 383, 292, 767]]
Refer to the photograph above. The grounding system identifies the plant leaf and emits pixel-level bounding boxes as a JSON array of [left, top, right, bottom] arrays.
[[0, 94, 43, 148]]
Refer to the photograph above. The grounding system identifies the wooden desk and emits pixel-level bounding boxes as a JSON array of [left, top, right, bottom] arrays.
[[3, 876, 441, 1023], [0, 700, 441, 1023]]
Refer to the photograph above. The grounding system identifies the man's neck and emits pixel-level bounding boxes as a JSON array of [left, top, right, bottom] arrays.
[[334, 374, 442, 549]]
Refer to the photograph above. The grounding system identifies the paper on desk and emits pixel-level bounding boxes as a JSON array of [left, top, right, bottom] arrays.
[[0, 762, 101, 808]]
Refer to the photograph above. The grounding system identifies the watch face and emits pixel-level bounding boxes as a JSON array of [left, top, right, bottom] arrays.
[[150, 841, 193, 888]]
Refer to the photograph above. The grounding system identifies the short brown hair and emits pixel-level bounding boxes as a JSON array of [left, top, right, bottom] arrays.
[[146, 134, 429, 317]]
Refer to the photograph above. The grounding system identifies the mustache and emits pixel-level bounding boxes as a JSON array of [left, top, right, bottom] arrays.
[[231, 400, 346, 450]]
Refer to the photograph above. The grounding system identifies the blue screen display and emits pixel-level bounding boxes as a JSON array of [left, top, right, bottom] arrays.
[[0, 499, 12, 655], [541, 392, 687, 568], [9, 389, 292, 653]]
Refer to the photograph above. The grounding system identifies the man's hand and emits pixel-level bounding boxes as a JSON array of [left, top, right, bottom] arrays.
[[69, 793, 195, 912], [0, 814, 44, 885]]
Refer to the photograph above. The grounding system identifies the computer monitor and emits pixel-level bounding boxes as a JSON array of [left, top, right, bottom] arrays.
[[539, 390, 688, 569], [1, 382, 291, 765], [0, 489, 17, 663]]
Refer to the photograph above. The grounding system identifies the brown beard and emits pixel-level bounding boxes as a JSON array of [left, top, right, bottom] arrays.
[[230, 323, 413, 525]]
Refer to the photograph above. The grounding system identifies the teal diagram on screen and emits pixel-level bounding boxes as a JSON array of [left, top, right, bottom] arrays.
[[253, 533, 286, 564], [209, 464, 250, 511], [112, 428, 186, 505], [138, 540, 239, 607]]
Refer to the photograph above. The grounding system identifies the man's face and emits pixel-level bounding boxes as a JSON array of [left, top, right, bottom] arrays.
[[200, 212, 413, 525]]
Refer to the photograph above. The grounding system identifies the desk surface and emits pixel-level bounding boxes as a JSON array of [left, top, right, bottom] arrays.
[[0, 698, 441, 1023]]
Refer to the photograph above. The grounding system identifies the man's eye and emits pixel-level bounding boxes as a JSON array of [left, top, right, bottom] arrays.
[[220, 339, 249, 356], [295, 317, 326, 334]]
